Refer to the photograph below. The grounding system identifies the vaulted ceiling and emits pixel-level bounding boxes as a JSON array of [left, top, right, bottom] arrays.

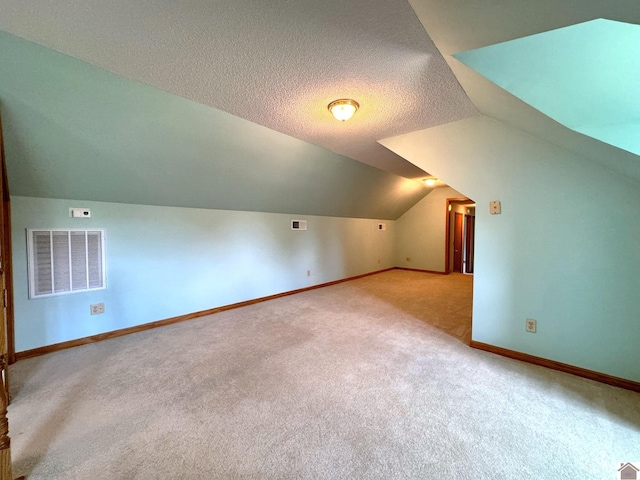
[[454, 19, 640, 158], [409, 0, 640, 182], [0, 0, 478, 180], [0, 0, 638, 216]]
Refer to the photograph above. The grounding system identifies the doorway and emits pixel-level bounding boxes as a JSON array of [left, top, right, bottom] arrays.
[[445, 198, 475, 274]]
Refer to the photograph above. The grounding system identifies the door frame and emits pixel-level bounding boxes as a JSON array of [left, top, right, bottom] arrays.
[[0, 116, 13, 365], [453, 212, 464, 273], [0, 109, 21, 480], [464, 214, 475, 274], [444, 197, 475, 274]]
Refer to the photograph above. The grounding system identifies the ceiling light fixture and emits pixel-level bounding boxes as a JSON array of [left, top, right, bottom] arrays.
[[424, 178, 437, 187], [328, 99, 359, 122]]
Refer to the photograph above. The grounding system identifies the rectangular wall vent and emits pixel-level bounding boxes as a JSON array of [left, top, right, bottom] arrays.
[[291, 220, 308, 231], [27, 229, 106, 298]]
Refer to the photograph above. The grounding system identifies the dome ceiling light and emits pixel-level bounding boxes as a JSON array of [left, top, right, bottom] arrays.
[[424, 178, 437, 187], [328, 99, 359, 122]]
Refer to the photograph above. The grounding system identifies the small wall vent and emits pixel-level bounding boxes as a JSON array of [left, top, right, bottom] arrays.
[[291, 220, 307, 231]]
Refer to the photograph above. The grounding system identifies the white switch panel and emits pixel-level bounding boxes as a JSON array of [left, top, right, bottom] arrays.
[[70, 208, 91, 218], [489, 201, 501, 215]]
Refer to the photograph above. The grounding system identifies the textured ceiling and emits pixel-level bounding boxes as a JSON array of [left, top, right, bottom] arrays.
[[0, 30, 428, 220], [409, 0, 640, 56], [0, 0, 478, 180], [408, 0, 640, 182], [455, 19, 640, 157], [3, 0, 639, 186]]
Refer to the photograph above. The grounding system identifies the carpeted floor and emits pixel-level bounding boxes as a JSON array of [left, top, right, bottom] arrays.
[[8, 270, 640, 479]]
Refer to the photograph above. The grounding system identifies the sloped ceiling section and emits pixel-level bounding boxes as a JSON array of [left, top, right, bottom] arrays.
[[408, 0, 640, 183], [454, 19, 640, 157], [0, 0, 478, 179], [0, 31, 428, 220]]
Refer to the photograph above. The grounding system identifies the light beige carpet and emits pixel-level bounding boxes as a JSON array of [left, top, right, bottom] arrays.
[[8, 270, 640, 479]]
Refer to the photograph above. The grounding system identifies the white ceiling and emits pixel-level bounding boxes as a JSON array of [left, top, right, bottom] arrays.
[[1, 0, 639, 183], [410, 0, 640, 55], [453, 19, 640, 158], [409, 0, 640, 181], [0, 0, 478, 180]]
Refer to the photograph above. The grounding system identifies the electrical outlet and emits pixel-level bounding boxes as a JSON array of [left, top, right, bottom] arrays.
[[377, 258, 380, 264], [307, 270, 311, 277], [91, 303, 105, 315], [406, 257, 411, 262], [525, 318, 537, 333]]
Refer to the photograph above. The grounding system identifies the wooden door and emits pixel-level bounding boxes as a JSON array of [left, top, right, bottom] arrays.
[[465, 215, 475, 274], [453, 212, 463, 273], [0, 112, 20, 480]]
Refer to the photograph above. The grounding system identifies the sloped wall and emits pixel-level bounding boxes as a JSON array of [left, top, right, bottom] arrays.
[[0, 30, 427, 220], [382, 116, 640, 382]]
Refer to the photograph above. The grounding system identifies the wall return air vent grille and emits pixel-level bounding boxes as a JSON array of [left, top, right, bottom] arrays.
[[27, 229, 106, 298]]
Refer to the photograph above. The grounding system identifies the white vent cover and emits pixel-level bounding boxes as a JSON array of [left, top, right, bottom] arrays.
[[378, 223, 387, 231], [291, 220, 308, 231], [27, 229, 106, 298]]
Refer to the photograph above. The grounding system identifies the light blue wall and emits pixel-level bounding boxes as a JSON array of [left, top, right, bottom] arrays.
[[395, 186, 466, 271], [0, 30, 427, 220], [12, 196, 395, 352], [454, 19, 640, 158], [381, 116, 640, 382]]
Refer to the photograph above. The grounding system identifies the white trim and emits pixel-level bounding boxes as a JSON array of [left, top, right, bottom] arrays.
[[85, 230, 90, 290], [67, 230, 73, 291]]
